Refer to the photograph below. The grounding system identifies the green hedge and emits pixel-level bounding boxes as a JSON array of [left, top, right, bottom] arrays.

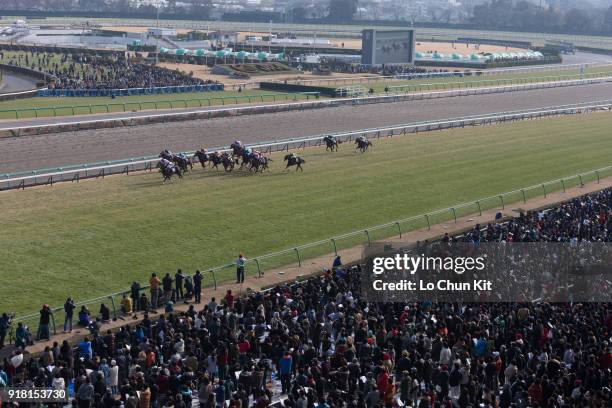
[[259, 82, 338, 96]]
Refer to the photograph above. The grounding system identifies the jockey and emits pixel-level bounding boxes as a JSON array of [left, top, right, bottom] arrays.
[[160, 158, 173, 170], [252, 150, 260, 159], [178, 152, 187, 160], [244, 147, 252, 157], [234, 140, 242, 148]]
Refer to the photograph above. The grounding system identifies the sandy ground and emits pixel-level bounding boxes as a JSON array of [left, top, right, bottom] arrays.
[[416, 40, 523, 55], [1, 82, 611, 174], [11, 174, 612, 357]]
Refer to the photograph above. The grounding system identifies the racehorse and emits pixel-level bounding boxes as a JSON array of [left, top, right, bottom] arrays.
[[323, 136, 340, 152], [210, 153, 235, 172], [231, 142, 246, 163], [156, 161, 182, 182], [249, 155, 272, 173], [193, 149, 212, 169], [173, 155, 192, 173], [284, 154, 305, 171], [355, 136, 372, 153]]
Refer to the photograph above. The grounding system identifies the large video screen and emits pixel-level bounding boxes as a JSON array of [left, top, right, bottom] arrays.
[[362, 29, 415, 65]]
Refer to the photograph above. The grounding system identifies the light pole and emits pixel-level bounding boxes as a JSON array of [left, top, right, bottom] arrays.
[[268, 19, 272, 54], [155, 0, 161, 65]]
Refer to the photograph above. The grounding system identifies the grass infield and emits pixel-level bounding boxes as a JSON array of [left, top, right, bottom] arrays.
[[1, 113, 612, 316]]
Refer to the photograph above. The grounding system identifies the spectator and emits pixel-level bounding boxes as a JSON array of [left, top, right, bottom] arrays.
[[0, 313, 10, 349], [279, 351, 293, 394], [79, 336, 92, 360], [332, 255, 342, 269], [120, 293, 133, 315], [76, 376, 94, 408], [99, 303, 110, 322], [236, 253, 246, 283], [130, 281, 141, 311], [78, 306, 91, 327], [149, 273, 161, 309], [63, 297, 76, 333], [224, 289, 234, 310], [175, 269, 184, 300], [36, 304, 52, 341], [193, 270, 203, 304], [162, 273, 173, 303], [14, 322, 29, 349]]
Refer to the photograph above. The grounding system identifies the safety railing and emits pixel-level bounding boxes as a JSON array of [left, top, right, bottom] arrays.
[[9, 163, 612, 337], [0, 92, 322, 120], [386, 71, 612, 93], [1, 99, 611, 191]]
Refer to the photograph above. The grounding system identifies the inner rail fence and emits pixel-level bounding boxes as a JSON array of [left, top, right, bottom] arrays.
[[0, 92, 322, 120], [8, 163, 612, 339], [2, 99, 612, 192], [2, 75, 611, 138]]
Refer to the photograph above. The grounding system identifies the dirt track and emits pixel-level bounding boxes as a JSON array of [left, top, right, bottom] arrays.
[[2, 82, 612, 173]]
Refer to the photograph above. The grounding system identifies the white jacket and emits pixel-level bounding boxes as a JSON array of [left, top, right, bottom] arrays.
[[109, 365, 119, 387]]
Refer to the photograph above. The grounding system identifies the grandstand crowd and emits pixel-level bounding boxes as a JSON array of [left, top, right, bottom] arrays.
[[0, 189, 611, 408], [0, 51, 215, 90]]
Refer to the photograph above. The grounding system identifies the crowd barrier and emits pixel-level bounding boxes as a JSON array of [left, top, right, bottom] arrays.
[[2, 75, 611, 138], [37, 83, 224, 97], [9, 162, 612, 337]]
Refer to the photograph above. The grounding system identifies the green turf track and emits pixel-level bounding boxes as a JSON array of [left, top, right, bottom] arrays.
[[0, 90, 314, 120], [1, 113, 612, 318]]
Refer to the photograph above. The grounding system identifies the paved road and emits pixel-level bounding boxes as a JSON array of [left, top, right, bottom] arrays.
[[2, 82, 612, 174], [0, 72, 37, 94]]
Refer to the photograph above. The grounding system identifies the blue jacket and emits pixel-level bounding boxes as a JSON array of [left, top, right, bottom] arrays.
[[279, 356, 292, 375]]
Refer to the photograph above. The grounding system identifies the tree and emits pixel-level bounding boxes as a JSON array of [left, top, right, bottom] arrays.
[[604, 7, 612, 34], [563, 8, 591, 33], [290, 6, 307, 22], [327, 0, 357, 23], [190, 0, 212, 18]]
